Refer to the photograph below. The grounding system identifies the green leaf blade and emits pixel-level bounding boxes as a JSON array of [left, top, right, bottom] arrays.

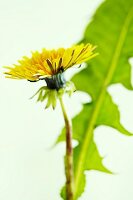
[[58, 0, 133, 199]]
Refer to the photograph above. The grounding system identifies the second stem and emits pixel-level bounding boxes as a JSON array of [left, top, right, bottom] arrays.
[[59, 96, 74, 200]]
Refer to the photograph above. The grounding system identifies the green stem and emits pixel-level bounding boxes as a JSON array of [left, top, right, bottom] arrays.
[[59, 96, 74, 200]]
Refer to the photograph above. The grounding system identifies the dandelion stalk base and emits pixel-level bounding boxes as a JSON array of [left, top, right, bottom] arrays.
[[59, 97, 74, 200]]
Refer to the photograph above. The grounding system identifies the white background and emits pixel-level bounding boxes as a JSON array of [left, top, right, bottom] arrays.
[[0, 0, 133, 200]]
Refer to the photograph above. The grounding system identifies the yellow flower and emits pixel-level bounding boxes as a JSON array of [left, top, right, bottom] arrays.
[[4, 43, 97, 109], [4, 43, 97, 82]]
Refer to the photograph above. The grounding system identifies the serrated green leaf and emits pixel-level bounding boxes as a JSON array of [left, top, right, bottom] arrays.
[[96, 92, 132, 135], [58, 0, 133, 199], [73, 0, 133, 198]]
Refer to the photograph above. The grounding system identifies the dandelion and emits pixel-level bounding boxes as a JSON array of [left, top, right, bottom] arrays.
[[4, 43, 97, 109], [4, 43, 97, 200], [5, 44, 96, 80]]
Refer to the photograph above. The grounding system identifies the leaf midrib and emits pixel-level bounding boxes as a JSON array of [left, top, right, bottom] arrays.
[[74, 6, 133, 199]]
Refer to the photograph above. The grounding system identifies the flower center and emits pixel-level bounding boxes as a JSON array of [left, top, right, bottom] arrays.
[[45, 73, 66, 90]]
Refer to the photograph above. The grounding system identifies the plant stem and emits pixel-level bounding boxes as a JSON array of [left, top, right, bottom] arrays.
[[59, 96, 74, 200]]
